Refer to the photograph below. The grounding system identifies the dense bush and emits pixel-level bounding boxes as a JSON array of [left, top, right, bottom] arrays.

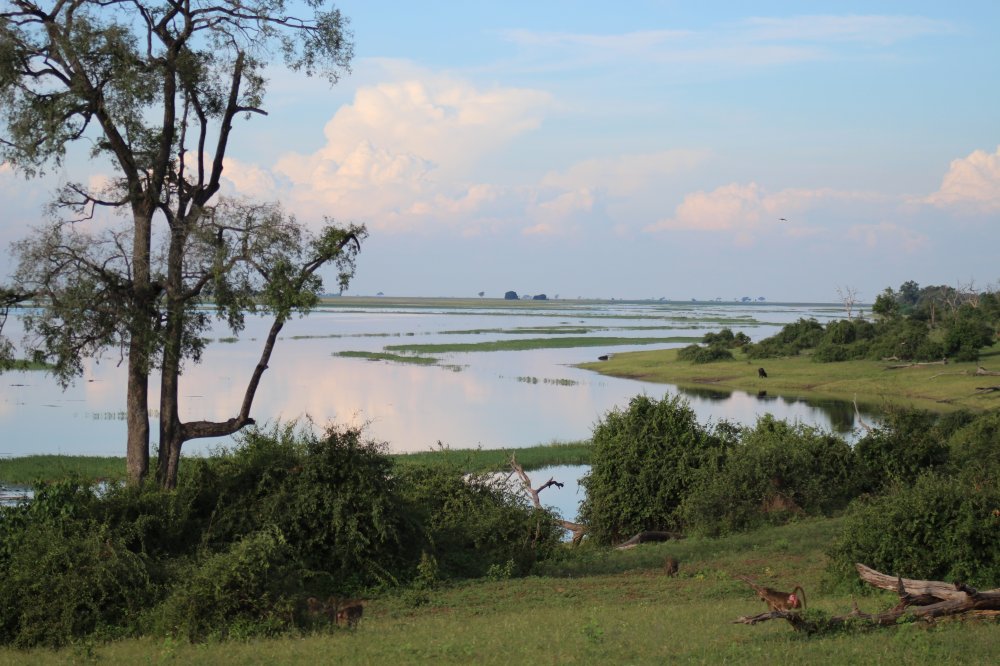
[[744, 318, 825, 359], [0, 423, 557, 647], [943, 305, 996, 362], [829, 473, 1000, 588], [398, 464, 558, 579], [579, 394, 732, 544], [853, 408, 954, 494], [682, 416, 856, 535], [702, 328, 751, 347], [676, 343, 734, 363]]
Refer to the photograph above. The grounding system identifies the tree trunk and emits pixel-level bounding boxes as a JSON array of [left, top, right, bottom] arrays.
[[125, 207, 154, 485], [156, 222, 189, 490], [125, 343, 150, 485]]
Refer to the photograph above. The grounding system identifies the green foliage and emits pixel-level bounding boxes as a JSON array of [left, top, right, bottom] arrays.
[[397, 463, 557, 579], [676, 343, 734, 363], [853, 408, 954, 494], [744, 318, 824, 359], [829, 473, 1000, 587], [701, 328, 751, 347], [947, 410, 1000, 473], [579, 395, 730, 544], [148, 527, 299, 642], [0, 481, 153, 648], [682, 416, 857, 535], [942, 304, 995, 361], [0, 423, 557, 647]]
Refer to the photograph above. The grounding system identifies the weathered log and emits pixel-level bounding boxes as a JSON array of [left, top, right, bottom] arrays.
[[614, 530, 684, 550], [884, 359, 948, 370], [974, 385, 1000, 393], [734, 564, 1000, 633]]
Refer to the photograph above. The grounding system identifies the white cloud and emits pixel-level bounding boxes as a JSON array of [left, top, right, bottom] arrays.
[[647, 182, 877, 242], [540, 150, 710, 197], [923, 145, 1000, 213]]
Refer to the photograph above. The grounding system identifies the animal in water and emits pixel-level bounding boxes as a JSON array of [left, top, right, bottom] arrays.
[[758, 367, 768, 379], [738, 577, 806, 612], [664, 556, 679, 577]]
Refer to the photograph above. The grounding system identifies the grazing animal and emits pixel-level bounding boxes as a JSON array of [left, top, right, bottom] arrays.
[[738, 576, 806, 612], [305, 596, 364, 627], [664, 556, 679, 577], [758, 367, 768, 379]]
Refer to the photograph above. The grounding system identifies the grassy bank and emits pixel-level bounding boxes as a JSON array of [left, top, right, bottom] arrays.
[[5, 516, 996, 664], [0, 442, 593, 485], [385, 335, 701, 354], [577, 346, 1000, 413]]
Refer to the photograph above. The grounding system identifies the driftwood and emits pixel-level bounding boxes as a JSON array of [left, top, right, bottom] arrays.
[[510, 455, 588, 544], [852, 395, 873, 435], [974, 385, 1000, 394], [930, 365, 1000, 380], [733, 563, 1000, 633], [614, 530, 684, 550], [884, 359, 948, 370]]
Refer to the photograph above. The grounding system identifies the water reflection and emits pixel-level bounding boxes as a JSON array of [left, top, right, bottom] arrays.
[[0, 302, 875, 459], [674, 386, 877, 435]]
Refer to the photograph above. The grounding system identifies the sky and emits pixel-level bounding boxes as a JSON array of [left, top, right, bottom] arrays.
[[2, 1, 999, 302]]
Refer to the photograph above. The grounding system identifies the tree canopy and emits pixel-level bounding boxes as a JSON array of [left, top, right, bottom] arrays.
[[0, 0, 357, 487]]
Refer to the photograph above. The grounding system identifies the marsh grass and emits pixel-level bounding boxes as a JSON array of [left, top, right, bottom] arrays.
[[0, 442, 592, 484], [334, 350, 439, 365], [578, 345, 1000, 412], [7, 516, 997, 665], [0, 455, 125, 484], [386, 336, 701, 354]]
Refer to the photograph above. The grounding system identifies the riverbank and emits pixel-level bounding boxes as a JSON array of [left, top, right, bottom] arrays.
[[576, 345, 1000, 413]]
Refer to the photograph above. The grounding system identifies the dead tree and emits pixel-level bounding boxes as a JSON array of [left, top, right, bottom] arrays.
[[510, 455, 588, 544], [733, 563, 1000, 633]]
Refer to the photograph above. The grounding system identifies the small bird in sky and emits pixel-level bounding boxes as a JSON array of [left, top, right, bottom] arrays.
[[779, 217, 788, 221]]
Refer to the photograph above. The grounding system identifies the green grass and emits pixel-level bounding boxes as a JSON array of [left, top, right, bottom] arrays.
[[0, 442, 592, 484], [334, 350, 439, 365], [385, 336, 701, 354], [392, 441, 592, 473], [2, 359, 53, 371], [6, 516, 998, 664], [0, 455, 126, 484], [578, 345, 1000, 413]]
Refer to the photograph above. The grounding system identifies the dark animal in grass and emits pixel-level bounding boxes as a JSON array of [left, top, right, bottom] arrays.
[[737, 576, 806, 612], [664, 556, 679, 577], [336, 602, 364, 628], [758, 367, 768, 378], [306, 596, 364, 627]]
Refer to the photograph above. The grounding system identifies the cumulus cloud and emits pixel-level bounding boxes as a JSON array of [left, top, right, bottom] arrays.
[[540, 150, 710, 197], [262, 73, 552, 230], [646, 182, 879, 244], [923, 145, 1000, 212]]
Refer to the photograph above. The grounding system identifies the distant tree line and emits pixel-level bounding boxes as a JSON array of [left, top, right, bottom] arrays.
[[679, 280, 1000, 364]]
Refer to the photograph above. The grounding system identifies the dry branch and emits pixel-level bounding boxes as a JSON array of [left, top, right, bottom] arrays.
[[510, 455, 587, 544], [884, 359, 948, 370], [614, 530, 684, 550]]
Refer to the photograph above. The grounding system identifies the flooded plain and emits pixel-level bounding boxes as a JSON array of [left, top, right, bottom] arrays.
[[0, 300, 867, 460]]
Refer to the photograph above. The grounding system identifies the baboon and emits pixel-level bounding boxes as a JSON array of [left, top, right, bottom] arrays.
[[737, 577, 806, 611], [664, 556, 679, 577], [758, 367, 768, 379], [336, 602, 364, 628], [305, 596, 364, 627]]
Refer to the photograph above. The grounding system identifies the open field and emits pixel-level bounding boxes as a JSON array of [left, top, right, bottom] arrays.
[[3, 517, 996, 665], [577, 345, 1000, 413]]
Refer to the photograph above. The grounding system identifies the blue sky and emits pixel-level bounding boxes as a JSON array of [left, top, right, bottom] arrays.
[[2, 1, 998, 301]]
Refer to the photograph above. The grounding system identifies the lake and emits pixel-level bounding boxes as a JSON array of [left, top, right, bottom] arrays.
[[0, 299, 868, 461]]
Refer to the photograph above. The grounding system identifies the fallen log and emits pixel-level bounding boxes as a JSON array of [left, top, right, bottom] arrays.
[[614, 530, 684, 550], [974, 385, 1000, 394], [884, 359, 948, 370], [733, 563, 1000, 633]]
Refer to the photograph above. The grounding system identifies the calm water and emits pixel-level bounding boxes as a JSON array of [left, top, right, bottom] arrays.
[[0, 301, 864, 462]]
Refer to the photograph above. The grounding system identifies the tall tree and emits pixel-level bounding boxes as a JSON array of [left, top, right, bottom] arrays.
[[0, 0, 354, 485]]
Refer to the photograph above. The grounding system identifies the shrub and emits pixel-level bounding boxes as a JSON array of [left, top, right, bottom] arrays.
[[0, 518, 153, 648], [744, 318, 824, 359], [149, 527, 300, 641], [579, 394, 729, 544], [397, 463, 558, 579], [829, 473, 1000, 587], [682, 415, 856, 535], [942, 305, 995, 362], [676, 343, 734, 363], [853, 408, 951, 494]]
